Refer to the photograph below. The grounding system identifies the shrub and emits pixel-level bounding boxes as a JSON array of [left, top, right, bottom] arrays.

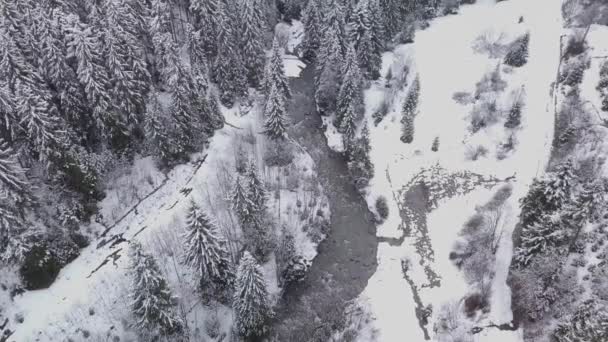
[[375, 196, 389, 221], [19, 237, 80, 290], [465, 145, 489, 161], [504, 33, 530, 67]]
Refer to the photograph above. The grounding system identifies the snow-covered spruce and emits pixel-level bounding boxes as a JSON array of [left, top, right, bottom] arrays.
[[400, 75, 420, 144], [233, 251, 272, 338], [182, 201, 234, 297], [128, 241, 183, 337], [239, 0, 267, 88]]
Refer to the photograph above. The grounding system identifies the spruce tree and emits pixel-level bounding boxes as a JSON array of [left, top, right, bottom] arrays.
[[190, 0, 220, 58], [16, 84, 60, 157], [66, 22, 117, 140], [244, 163, 274, 260], [128, 241, 183, 336], [597, 60, 608, 112], [336, 44, 364, 128], [347, 121, 374, 188], [240, 0, 267, 88], [314, 1, 346, 115], [349, 0, 372, 46], [233, 251, 272, 338], [232, 175, 254, 225], [246, 163, 268, 213], [431, 136, 439, 152], [263, 83, 289, 140], [504, 33, 530, 68], [263, 37, 292, 100], [400, 76, 420, 143], [505, 100, 522, 129], [104, 0, 150, 127], [214, 0, 247, 107], [0, 84, 18, 142], [514, 219, 565, 267], [182, 201, 234, 292], [301, 0, 323, 61]]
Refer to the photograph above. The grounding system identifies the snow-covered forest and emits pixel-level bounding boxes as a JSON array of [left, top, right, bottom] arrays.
[[1, 0, 607, 341]]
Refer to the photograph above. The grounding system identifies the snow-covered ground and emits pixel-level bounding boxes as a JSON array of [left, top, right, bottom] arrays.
[[354, 0, 563, 341], [2, 83, 330, 340]]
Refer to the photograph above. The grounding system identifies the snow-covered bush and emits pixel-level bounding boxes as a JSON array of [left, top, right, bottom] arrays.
[[375, 196, 389, 222], [504, 32, 530, 67]]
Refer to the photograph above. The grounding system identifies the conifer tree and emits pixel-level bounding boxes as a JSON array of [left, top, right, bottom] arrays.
[[246, 163, 267, 213], [315, 2, 347, 114], [240, 0, 267, 88], [233, 251, 272, 338], [505, 100, 522, 129], [16, 84, 60, 157], [504, 33, 530, 68], [349, 0, 372, 46], [182, 201, 234, 290], [347, 121, 374, 188], [129, 241, 183, 336], [190, 0, 220, 58], [263, 83, 289, 140], [400, 76, 420, 143], [67, 22, 117, 140], [104, 0, 150, 127], [214, 1, 247, 107], [232, 176, 254, 224], [336, 44, 364, 128], [514, 219, 565, 266], [263, 38, 292, 100], [431, 136, 439, 152], [0, 84, 18, 142], [598, 60, 608, 112], [301, 0, 323, 61], [341, 104, 357, 147]]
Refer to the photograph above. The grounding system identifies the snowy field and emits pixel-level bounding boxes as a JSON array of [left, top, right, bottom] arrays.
[[348, 0, 564, 341]]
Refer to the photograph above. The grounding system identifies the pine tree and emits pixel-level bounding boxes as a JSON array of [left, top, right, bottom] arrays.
[[16, 84, 60, 157], [349, 0, 372, 46], [144, 91, 184, 164], [244, 163, 274, 260], [190, 0, 220, 58], [214, 1, 247, 107], [232, 175, 254, 225], [246, 163, 267, 213], [104, 0, 150, 127], [544, 160, 575, 210], [515, 219, 567, 266], [240, 0, 267, 88], [347, 121, 374, 188], [504, 33, 530, 68], [182, 201, 234, 290], [505, 100, 523, 129], [233, 251, 272, 338], [67, 22, 117, 139], [128, 241, 183, 336], [357, 29, 382, 80], [400, 76, 420, 143], [597, 60, 608, 112], [341, 104, 357, 147], [263, 37, 292, 100], [301, 0, 323, 61], [431, 136, 439, 152], [315, 1, 346, 115], [0, 84, 18, 142], [263, 83, 289, 140], [336, 44, 364, 128], [554, 301, 608, 342]]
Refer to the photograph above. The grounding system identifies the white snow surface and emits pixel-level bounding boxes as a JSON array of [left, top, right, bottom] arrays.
[[356, 0, 562, 341]]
